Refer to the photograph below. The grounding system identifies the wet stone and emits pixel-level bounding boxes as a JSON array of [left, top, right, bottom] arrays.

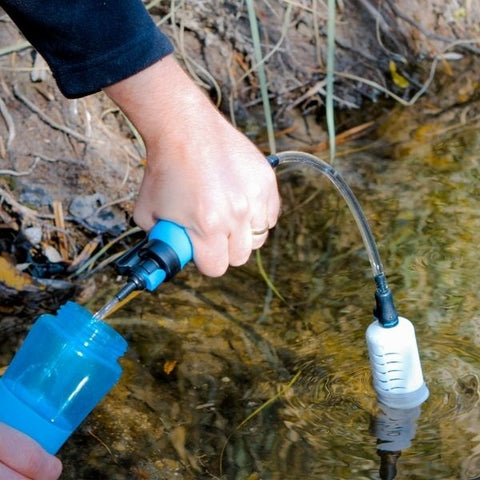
[[18, 185, 53, 207], [69, 193, 126, 234]]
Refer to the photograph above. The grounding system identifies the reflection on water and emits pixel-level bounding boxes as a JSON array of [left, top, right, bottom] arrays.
[[59, 94, 480, 479]]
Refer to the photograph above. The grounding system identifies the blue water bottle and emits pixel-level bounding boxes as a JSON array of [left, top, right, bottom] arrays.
[[0, 301, 127, 454]]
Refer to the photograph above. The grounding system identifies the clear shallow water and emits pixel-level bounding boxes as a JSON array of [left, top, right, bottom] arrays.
[[57, 102, 480, 479]]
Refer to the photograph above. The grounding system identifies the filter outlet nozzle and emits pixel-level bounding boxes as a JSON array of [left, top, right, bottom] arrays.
[[366, 316, 429, 409], [373, 274, 399, 328]]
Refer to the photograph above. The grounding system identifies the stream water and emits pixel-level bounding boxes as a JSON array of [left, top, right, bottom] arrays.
[[52, 94, 480, 479]]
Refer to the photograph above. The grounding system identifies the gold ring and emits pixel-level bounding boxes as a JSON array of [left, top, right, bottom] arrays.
[[251, 226, 269, 236]]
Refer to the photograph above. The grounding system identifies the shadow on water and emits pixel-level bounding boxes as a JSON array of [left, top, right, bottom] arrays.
[[57, 82, 480, 478]]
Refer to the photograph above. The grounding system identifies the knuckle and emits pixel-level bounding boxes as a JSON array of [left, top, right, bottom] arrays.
[[24, 447, 46, 476], [211, 263, 229, 277], [230, 194, 249, 218], [248, 181, 264, 201], [198, 211, 223, 236], [24, 445, 62, 480]]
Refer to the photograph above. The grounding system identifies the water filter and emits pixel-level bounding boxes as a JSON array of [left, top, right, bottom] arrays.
[[366, 316, 429, 409], [0, 302, 127, 454]]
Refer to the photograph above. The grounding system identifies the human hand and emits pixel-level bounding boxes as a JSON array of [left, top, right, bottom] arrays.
[[0, 423, 63, 479], [105, 55, 280, 277]]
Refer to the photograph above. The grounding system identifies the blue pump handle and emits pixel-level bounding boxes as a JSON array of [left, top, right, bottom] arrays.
[[136, 220, 193, 291], [148, 220, 193, 268]]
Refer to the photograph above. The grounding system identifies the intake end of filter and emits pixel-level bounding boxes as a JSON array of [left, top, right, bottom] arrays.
[[366, 316, 429, 409]]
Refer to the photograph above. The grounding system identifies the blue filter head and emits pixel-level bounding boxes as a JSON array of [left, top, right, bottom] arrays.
[[0, 302, 127, 454], [366, 316, 429, 409]]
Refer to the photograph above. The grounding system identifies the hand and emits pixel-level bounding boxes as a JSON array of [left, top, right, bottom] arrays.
[[104, 55, 280, 277], [0, 423, 62, 480]]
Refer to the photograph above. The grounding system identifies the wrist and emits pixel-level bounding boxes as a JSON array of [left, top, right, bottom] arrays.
[[104, 55, 214, 148]]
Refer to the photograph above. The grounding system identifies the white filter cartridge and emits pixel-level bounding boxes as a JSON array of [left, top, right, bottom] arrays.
[[366, 316, 429, 409]]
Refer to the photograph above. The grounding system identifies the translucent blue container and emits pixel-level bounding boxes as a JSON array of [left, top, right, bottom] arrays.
[[0, 301, 127, 454]]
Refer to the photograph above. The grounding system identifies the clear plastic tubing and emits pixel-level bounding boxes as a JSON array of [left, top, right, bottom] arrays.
[[275, 151, 384, 279]]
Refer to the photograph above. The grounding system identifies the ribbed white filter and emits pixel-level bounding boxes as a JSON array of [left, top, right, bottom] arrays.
[[366, 316, 429, 409]]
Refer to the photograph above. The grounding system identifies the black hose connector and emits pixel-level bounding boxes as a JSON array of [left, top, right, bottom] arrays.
[[266, 154, 280, 168], [373, 274, 399, 328]]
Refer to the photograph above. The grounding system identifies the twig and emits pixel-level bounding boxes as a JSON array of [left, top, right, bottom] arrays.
[[70, 226, 142, 277], [0, 96, 15, 150], [246, 0, 276, 153], [86, 428, 116, 460], [0, 153, 78, 176], [0, 41, 30, 57], [337, 38, 480, 107], [256, 226, 286, 325], [169, 0, 222, 104], [255, 247, 286, 304], [0, 186, 48, 220], [237, 2, 293, 87], [87, 249, 128, 275], [0, 188, 81, 224], [281, 0, 326, 18], [69, 236, 102, 271], [219, 369, 302, 474], [326, 0, 336, 163], [31, 153, 78, 164], [52, 200, 69, 261], [12, 84, 90, 143], [93, 193, 135, 214], [146, 0, 162, 10], [303, 120, 375, 153], [357, 0, 393, 38], [0, 157, 40, 176]]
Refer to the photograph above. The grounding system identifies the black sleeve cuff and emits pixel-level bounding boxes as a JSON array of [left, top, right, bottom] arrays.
[[0, 0, 175, 98], [54, 25, 174, 98]]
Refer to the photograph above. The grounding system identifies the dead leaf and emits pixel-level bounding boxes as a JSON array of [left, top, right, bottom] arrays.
[[0, 255, 42, 291], [69, 236, 102, 270], [163, 360, 177, 376], [389, 60, 409, 89]]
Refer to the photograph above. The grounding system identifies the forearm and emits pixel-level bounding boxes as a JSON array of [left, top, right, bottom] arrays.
[[104, 55, 212, 148]]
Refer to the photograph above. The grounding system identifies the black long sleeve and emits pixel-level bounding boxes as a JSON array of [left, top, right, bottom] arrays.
[[0, 0, 174, 98]]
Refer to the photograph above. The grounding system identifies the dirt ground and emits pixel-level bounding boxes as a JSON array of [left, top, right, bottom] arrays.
[[1, 0, 479, 327]]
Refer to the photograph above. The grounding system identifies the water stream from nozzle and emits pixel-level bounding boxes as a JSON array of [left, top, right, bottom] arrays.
[[93, 280, 139, 321]]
